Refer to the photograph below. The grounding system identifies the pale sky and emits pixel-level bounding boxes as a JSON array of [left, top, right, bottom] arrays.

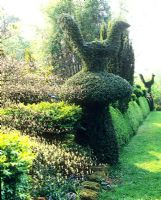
[[1, 0, 161, 75], [110, 0, 161, 75], [0, 0, 48, 39]]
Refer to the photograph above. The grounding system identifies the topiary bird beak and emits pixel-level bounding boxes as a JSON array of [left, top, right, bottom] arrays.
[[115, 21, 130, 30]]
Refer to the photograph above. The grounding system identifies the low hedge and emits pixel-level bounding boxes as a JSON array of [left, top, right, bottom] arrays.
[[0, 128, 35, 200], [0, 102, 82, 140], [110, 106, 133, 147], [110, 97, 150, 148]]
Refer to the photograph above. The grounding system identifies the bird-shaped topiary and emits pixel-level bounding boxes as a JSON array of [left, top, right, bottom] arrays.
[[139, 74, 155, 93], [139, 74, 155, 110], [59, 14, 132, 164]]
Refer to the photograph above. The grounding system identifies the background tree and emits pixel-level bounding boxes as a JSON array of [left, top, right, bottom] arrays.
[[76, 0, 111, 41], [0, 7, 29, 59]]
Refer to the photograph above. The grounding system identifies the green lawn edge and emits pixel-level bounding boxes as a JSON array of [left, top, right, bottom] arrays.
[[101, 111, 161, 200]]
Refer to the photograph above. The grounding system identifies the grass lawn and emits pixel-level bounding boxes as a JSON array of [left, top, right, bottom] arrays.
[[101, 112, 161, 200]]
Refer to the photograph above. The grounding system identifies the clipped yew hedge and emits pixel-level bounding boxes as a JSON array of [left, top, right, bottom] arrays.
[[110, 97, 150, 148]]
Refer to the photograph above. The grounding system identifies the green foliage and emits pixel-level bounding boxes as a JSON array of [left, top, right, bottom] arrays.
[[76, 0, 111, 42], [0, 128, 35, 200], [138, 74, 155, 111], [118, 33, 135, 85], [32, 177, 80, 200], [100, 21, 108, 41], [31, 137, 96, 199], [0, 7, 30, 61], [110, 97, 150, 148], [4, 35, 29, 60], [102, 23, 135, 86], [45, 0, 81, 78], [0, 102, 82, 140], [110, 106, 133, 148], [106, 30, 135, 111]]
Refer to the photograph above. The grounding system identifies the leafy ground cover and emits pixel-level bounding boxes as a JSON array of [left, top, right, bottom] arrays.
[[101, 111, 161, 200]]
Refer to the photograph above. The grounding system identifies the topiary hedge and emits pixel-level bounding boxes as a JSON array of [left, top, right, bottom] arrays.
[[110, 106, 133, 147], [110, 97, 150, 148], [0, 102, 82, 140], [60, 71, 132, 105], [59, 14, 132, 164]]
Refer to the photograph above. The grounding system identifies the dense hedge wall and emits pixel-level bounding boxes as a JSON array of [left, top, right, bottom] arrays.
[[0, 128, 35, 200], [110, 97, 150, 148], [0, 102, 82, 140], [110, 106, 133, 147]]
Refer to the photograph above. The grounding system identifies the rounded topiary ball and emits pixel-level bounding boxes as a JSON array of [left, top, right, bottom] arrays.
[[60, 71, 132, 106]]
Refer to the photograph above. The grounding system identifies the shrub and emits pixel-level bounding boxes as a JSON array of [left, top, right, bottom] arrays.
[[0, 57, 61, 106], [31, 137, 96, 199], [0, 128, 35, 200], [0, 102, 82, 140], [138, 96, 150, 117], [110, 106, 133, 148], [31, 177, 80, 200]]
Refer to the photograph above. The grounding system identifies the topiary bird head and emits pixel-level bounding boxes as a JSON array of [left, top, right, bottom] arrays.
[[112, 21, 130, 31]]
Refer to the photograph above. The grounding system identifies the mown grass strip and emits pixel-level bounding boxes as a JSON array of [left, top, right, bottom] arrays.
[[101, 112, 161, 200]]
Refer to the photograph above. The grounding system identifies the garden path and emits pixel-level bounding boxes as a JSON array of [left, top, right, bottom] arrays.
[[101, 111, 161, 200]]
